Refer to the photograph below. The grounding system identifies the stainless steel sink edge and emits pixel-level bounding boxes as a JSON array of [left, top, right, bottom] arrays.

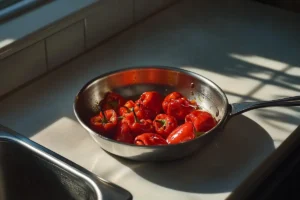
[[0, 125, 133, 200]]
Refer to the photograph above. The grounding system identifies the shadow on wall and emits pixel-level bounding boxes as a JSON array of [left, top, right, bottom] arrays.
[[254, 0, 300, 13]]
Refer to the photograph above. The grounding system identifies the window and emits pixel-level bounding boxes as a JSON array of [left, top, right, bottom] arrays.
[[0, 0, 50, 23]]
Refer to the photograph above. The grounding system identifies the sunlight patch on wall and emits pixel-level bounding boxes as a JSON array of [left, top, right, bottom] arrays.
[[284, 66, 300, 77], [0, 38, 15, 48], [246, 69, 271, 80], [180, 65, 266, 101], [229, 53, 288, 71]]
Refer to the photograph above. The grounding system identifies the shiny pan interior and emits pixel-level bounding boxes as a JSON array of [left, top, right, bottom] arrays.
[[74, 67, 229, 161]]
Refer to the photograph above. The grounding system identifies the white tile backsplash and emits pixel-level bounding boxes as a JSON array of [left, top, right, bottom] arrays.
[[134, 0, 162, 22], [85, 0, 134, 49], [162, 0, 178, 7], [134, 0, 178, 22], [0, 0, 178, 97], [46, 20, 85, 70], [0, 41, 47, 96]]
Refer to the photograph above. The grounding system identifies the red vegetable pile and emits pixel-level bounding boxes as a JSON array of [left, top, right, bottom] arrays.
[[90, 91, 217, 146]]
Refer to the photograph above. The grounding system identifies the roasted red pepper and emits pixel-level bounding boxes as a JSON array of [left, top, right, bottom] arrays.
[[136, 91, 163, 115], [162, 92, 197, 121], [162, 92, 183, 111], [134, 133, 167, 146], [135, 103, 156, 120], [153, 114, 178, 138], [113, 122, 134, 144], [123, 109, 154, 137], [119, 100, 155, 120], [118, 100, 135, 116], [185, 110, 216, 132], [100, 92, 126, 112], [166, 122, 203, 144], [90, 109, 118, 136]]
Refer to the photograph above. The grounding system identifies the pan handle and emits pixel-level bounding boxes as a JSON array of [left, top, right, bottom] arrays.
[[229, 96, 300, 117]]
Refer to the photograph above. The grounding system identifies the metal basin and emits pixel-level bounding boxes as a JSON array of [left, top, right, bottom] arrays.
[[0, 125, 132, 200]]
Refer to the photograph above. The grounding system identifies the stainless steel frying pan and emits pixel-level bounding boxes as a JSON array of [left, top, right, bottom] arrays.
[[74, 66, 300, 161]]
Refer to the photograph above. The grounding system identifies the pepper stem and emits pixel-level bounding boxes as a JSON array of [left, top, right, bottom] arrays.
[[195, 131, 204, 137], [117, 116, 124, 121], [99, 106, 108, 123], [132, 108, 140, 123], [155, 119, 166, 126], [109, 100, 118, 109], [190, 122, 204, 137], [121, 106, 131, 113]]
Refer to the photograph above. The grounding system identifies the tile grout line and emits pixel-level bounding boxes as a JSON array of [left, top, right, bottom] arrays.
[[132, 0, 135, 23], [44, 39, 49, 71], [83, 18, 88, 50]]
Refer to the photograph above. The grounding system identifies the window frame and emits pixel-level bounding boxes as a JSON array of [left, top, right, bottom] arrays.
[[0, 0, 51, 23]]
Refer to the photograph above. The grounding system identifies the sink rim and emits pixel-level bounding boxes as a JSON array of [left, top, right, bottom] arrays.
[[0, 125, 133, 200]]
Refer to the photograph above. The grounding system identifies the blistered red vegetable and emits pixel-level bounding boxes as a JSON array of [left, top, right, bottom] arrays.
[[136, 91, 163, 116], [118, 100, 135, 116], [166, 122, 204, 144], [185, 110, 216, 132], [134, 133, 168, 146], [114, 122, 134, 144], [90, 91, 217, 145], [123, 109, 154, 137], [119, 100, 155, 120], [153, 114, 178, 138], [100, 92, 126, 112], [162, 92, 197, 121], [90, 109, 117, 136]]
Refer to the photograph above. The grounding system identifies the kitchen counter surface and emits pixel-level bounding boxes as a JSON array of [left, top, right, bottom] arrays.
[[1, 0, 300, 199]]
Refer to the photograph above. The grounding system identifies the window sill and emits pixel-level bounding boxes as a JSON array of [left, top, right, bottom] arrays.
[[0, 0, 98, 58]]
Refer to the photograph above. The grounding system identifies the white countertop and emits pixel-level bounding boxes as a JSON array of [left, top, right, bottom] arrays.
[[1, 0, 300, 199]]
